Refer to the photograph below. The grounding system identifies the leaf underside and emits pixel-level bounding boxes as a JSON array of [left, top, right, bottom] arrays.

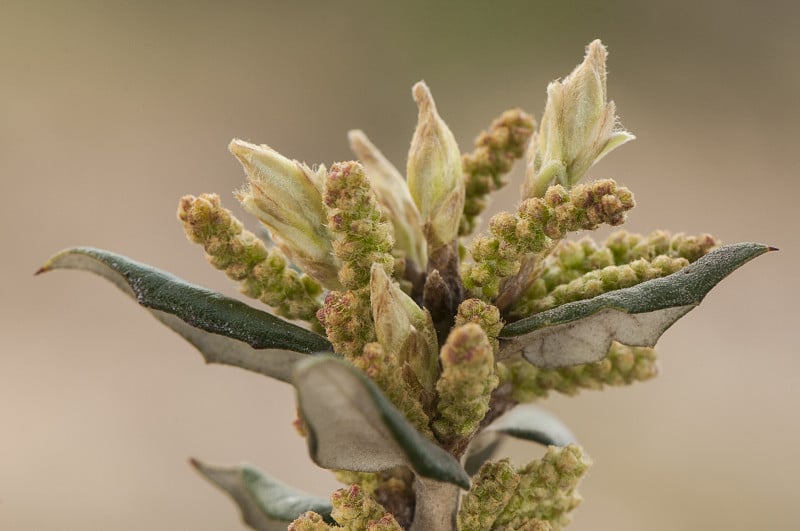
[[464, 406, 576, 474], [38, 247, 332, 382], [294, 356, 471, 489], [191, 459, 333, 530], [499, 243, 772, 368]]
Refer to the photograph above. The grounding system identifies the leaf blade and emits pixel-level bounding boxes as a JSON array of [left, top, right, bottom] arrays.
[[499, 243, 771, 368], [294, 357, 470, 489], [191, 459, 333, 530], [38, 247, 332, 382]]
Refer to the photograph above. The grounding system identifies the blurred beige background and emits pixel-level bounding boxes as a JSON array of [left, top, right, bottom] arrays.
[[2, 1, 798, 529]]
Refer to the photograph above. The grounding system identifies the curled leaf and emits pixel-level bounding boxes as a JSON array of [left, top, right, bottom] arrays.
[[293, 356, 470, 489], [500, 243, 772, 368], [191, 459, 333, 530], [37, 247, 332, 382]]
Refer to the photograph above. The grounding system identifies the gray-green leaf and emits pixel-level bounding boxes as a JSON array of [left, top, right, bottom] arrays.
[[191, 459, 333, 530], [464, 406, 576, 475], [38, 247, 332, 382], [293, 356, 470, 489], [499, 243, 772, 368]]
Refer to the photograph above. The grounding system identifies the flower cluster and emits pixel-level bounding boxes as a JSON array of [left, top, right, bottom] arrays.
[[44, 38, 768, 531]]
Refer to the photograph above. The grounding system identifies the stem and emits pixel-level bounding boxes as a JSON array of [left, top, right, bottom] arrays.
[[409, 477, 461, 531]]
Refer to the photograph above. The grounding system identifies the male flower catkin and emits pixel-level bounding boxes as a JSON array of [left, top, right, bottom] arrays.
[[433, 323, 499, 445], [461, 108, 536, 236], [462, 179, 635, 300], [177, 193, 322, 325]]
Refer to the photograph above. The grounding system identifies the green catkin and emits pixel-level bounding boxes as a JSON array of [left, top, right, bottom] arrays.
[[462, 179, 635, 300], [433, 324, 499, 443], [461, 108, 536, 236], [497, 342, 659, 403], [494, 445, 591, 530], [324, 161, 395, 290], [330, 485, 402, 531], [177, 193, 322, 326], [457, 459, 520, 531]]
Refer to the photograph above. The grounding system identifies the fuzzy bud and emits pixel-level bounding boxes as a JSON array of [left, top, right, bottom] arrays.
[[407, 81, 465, 250], [230, 139, 340, 289], [348, 130, 428, 270], [370, 264, 439, 392], [288, 511, 332, 531], [523, 40, 635, 198]]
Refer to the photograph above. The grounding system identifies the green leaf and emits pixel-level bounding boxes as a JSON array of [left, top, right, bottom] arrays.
[[191, 459, 333, 530], [499, 243, 773, 368], [294, 356, 470, 489], [37, 247, 332, 382], [464, 406, 576, 475]]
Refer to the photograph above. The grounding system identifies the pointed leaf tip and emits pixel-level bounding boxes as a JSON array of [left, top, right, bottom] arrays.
[[191, 459, 333, 530], [294, 356, 470, 489], [500, 243, 771, 368], [39, 247, 332, 382]]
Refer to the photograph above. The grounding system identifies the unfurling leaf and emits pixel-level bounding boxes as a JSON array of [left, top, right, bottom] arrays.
[[293, 356, 470, 489], [37, 247, 332, 382], [499, 243, 772, 368], [191, 459, 333, 531]]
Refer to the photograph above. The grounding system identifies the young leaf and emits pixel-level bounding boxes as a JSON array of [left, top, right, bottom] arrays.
[[190, 459, 333, 531], [464, 406, 576, 475], [499, 243, 772, 368], [37, 247, 332, 382], [293, 356, 470, 489]]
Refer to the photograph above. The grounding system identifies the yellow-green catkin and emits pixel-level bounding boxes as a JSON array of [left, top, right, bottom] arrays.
[[457, 459, 520, 531], [512, 230, 719, 317], [330, 485, 402, 531], [324, 161, 394, 290], [462, 179, 635, 300], [317, 289, 375, 360], [352, 343, 433, 438], [433, 324, 499, 443], [495, 445, 591, 530], [461, 108, 536, 236], [605, 229, 719, 264], [288, 511, 335, 531], [497, 342, 658, 403], [455, 298, 504, 356], [177, 193, 322, 325]]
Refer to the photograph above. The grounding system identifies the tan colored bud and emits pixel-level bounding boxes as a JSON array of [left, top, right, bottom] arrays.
[[230, 139, 341, 289], [348, 129, 428, 270], [370, 264, 438, 392], [523, 40, 635, 198], [407, 81, 465, 250]]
